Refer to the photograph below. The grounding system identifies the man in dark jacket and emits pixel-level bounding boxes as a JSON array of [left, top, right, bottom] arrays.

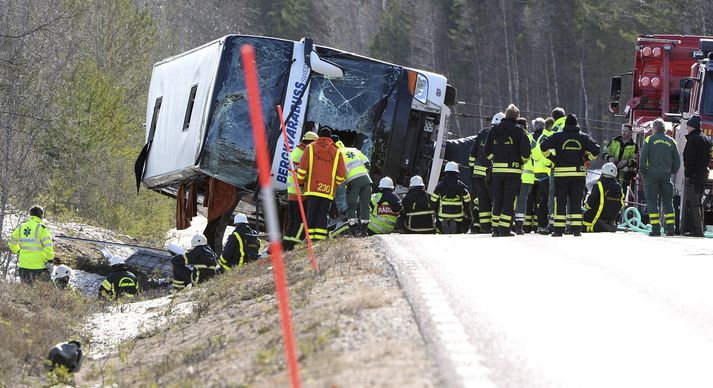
[[99, 255, 139, 299], [484, 104, 531, 237], [219, 213, 261, 270], [639, 118, 680, 236], [540, 114, 600, 236], [682, 115, 712, 236], [583, 163, 623, 232], [367, 177, 402, 234], [172, 234, 218, 290], [468, 112, 504, 233], [430, 161, 473, 234], [398, 175, 436, 234]]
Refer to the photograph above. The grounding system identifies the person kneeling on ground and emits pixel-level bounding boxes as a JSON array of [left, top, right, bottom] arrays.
[[583, 163, 624, 232], [398, 175, 436, 234], [367, 177, 402, 235], [172, 234, 218, 291], [51, 264, 73, 290], [99, 255, 139, 299], [219, 213, 260, 271], [431, 161, 473, 234]]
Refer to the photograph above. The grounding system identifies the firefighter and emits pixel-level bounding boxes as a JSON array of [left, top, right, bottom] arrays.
[[484, 104, 531, 237], [468, 112, 504, 234], [514, 117, 535, 234], [398, 175, 436, 234], [99, 255, 139, 299], [604, 123, 638, 199], [51, 264, 73, 290], [583, 163, 624, 232], [340, 140, 372, 236], [367, 177, 402, 235], [430, 161, 473, 234], [639, 118, 680, 236], [534, 117, 555, 234], [171, 234, 218, 291], [682, 115, 712, 237], [283, 128, 318, 251], [219, 213, 260, 270], [297, 126, 347, 241], [546, 108, 566, 231], [7, 205, 54, 283], [540, 114, 600, 237]]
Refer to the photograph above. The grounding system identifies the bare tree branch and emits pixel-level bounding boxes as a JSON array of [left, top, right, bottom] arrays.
[[0, 9, 71, 39]]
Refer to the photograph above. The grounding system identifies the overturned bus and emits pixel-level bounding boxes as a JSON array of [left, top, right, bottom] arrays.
[[134, 35, 456, 246]]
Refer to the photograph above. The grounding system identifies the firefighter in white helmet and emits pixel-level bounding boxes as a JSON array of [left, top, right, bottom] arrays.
[[366, 177, 402, 235], [468, 112, 504, 233], [219, 213, 261, 271], [51, 264, 73, 290], [583, 163, 624, 232], [430, 161, 472, 234], [398, 175, 436, 233], [171, 234, 218, 291]]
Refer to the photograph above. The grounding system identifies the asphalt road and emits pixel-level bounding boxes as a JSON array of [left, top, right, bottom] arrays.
[[379, 233, 713, 388]]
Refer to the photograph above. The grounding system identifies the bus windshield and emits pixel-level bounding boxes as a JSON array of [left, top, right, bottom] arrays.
[[702, 70, 713, 117]]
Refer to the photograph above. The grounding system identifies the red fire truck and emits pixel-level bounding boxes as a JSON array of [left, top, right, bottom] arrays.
[[608, 34, 713, 230]]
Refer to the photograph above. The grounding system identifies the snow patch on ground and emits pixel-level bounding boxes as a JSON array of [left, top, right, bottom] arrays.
[[86, 295, 194, 359]]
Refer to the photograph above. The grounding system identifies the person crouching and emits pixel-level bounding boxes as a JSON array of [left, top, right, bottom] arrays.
[[171, 234, 218, 291]]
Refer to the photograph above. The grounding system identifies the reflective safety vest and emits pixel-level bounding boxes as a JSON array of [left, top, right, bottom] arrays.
[[367, 191, 402, 234], [341, 147, 371, 184], [430, 191, 471, 220], [287, 145, 306, 197], [521, 132, 536, 184], [7, 216, 54, 270], [551, 116, 566, 132], [297, 138, 346, 200], [605, 136, 638, 178]]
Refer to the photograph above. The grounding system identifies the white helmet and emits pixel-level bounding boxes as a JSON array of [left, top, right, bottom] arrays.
[[51, 264, 73, 280], [491, 112, 505, 125], [601, 162, 618, 178], [233, 213, 248, 225], [191, 234, 208, 247], [378, 177, 394, 189], [409, 175, 425, 188], [444, 161, 459, 173], [109, 255, 125, 266]]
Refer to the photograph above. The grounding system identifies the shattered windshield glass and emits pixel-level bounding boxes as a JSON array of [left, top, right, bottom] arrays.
[[200, 36, 293, 190]]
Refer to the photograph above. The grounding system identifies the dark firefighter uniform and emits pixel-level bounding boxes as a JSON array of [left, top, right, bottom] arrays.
[[172, 245, 218, 290], [219, 223, 260, 270], [367, 183, 402, 235], [468, 120, 495, 233], [484, 114, 531, 236], [399, 183, 436, 234], [540, 114, 600, 236], [430, 166, 473, 234], [639, 130, 680, 235], [583, 176, 624, 232], [99, 264, 139, 299]]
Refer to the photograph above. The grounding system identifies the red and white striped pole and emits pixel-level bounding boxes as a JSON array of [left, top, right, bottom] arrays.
[[277, 104, 317, 271], [241, 44, 301, 388]]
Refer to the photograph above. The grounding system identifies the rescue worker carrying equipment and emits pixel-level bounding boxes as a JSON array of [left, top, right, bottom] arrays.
[[398, 175, 436, 234], [604, 123, 638, 198], [367, 177, 402, 234], [7, 205, 55, 283], [469, 112, 504, 233], [99, 255, 139, 299], [297, 126, 347, 240], [340, 141, 373, 235], [583, 163, 624, 232], [171, 234, 218, 291], [540, 114, 600, 237], [284, 128, 318, 250], [484, 104, 531, 237], [681, 115, 712, 237], [51, 264, 73, 290], [639, 118, 680, 236], [219, 213, 260, 270], [431, 161, 473, 234]]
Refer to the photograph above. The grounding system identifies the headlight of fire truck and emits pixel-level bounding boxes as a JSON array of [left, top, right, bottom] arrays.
[[414, 73, 429, 104]]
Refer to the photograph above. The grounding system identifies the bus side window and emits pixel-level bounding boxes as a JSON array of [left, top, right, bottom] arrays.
[[182, 84, 198, 131], [149, 97, 162, 141]]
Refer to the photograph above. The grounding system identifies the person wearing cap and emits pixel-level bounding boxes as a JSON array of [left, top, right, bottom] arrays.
[[171, 234, 218, 291], [540, 113, 600, 236], [7, 205, 55, 283], [366, 177, 402, 234], [639, 118, 680, 236], [297, 125, 347, 241], [99, 256, 139, 299], [484, 104, 531, 237], [219, 213, 260, 271], [398, 175, 436, 234], [604, 123, 639, 199], [283, 127, 318, 250], [468, 112, 503, 234], [336, 138, 373, 236], [682, 115, 712, 237], [583, 163, 624, 232], [430, 161, 473, 234]]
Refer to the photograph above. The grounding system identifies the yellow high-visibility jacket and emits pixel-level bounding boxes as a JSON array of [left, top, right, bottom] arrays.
[[7, 216, 54, 269]]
